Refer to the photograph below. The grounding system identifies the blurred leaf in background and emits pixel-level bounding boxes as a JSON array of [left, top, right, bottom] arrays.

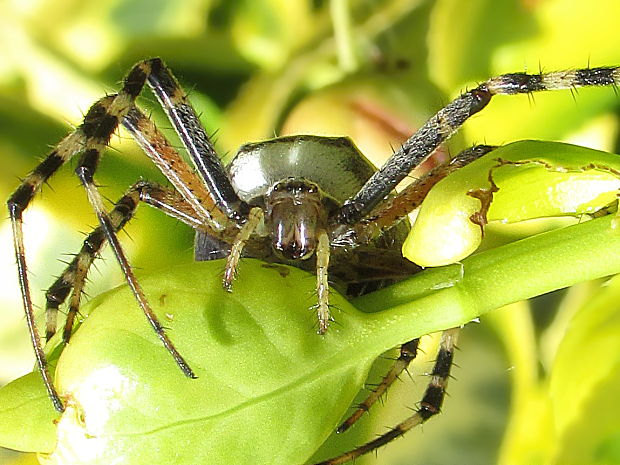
[[0, 0, 619, 464]]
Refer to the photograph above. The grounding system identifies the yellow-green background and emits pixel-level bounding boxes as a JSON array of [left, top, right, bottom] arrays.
[[1, 0, 619, 464]]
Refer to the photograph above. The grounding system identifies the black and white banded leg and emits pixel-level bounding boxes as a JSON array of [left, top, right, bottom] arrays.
[[313, 328, 459, 465], [44, 180, 208, 345], [337, 339, 420, 433], [336, 67, 620, 224]]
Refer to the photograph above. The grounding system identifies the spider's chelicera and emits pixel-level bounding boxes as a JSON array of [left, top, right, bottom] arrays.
[[8, 58, 620, 464]]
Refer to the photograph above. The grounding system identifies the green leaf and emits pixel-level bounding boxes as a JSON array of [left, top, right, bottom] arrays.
[[0, 372, 59, 453], [405, 140, 620, 266], [38, 260, 378, 465], [547, 275, 620, 465]]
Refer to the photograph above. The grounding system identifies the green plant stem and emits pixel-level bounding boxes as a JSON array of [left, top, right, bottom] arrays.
[[351, 214, 620, 355], [330, 0, 357, 72]]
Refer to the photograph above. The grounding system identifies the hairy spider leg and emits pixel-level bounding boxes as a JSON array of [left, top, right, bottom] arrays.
[[313, 328, 459, 465], [337, 67, 620, 224], [337, 339, 420, 433], [139, 58, 249, 223], [223, 207, 265, 290], [317, 67, 620, 463], [331, 145, 496, 247], [7, 59, 243, 411], [327, 145, 494, 433], [7, 134, 84, 411], [45, 180, 208, 345], [122, 106, 239, 237], [47, 106, 240, 345], [315, 229, 331, 333]]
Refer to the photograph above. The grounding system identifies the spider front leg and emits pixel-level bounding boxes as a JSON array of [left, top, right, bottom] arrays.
[[326, 67, 620, 448], [337, 67, 620, 225], [331, 145, 496, 247], [313, 328, 459, 465]]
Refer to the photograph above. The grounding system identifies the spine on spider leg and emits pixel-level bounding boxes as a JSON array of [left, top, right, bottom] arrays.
[[9, 149, 69, 343], [7, 125, 95, 413], [122, 107, 239, 240], [45, 178, 217, 348], [7, 203, 63, 411], [76, 154, 198, 380], [223, 207, 264, 291], [312, 329, 459, 465], [417, 328, 458, 421], [45, 187, 143, 344], [336, 338, 420, 434], [68, 84, 199, 380], [45, 228, 106, 342], [138, 58, 250, 224], [8, 69, 191, 412]]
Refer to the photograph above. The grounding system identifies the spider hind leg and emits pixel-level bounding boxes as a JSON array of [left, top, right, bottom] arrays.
[[337, 338, 420, 433], [313, 328, 459, 465]]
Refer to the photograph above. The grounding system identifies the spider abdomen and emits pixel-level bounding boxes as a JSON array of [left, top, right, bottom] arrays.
[[227, 134, 376, 205]]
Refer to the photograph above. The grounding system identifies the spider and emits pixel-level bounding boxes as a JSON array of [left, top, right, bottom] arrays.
[[7, 58, 620, 464]]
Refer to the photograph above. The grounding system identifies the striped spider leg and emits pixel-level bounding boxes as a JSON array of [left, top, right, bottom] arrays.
[[329, 145, 495, 432], [314, 67, 620, 464], [46, 106, 245, 349], [313, 328, 460, 465], [7, 58, 248, 412]]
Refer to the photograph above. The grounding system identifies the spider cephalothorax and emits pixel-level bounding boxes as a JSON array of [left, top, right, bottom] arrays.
[[8, 57, 620, 464]]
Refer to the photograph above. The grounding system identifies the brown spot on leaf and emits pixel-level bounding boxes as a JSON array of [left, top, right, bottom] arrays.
[[261, 263, 291, 278], [467, 171, 499, 235]]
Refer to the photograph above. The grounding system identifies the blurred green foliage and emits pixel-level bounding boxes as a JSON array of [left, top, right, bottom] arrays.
[[0, 0, 619, 464]]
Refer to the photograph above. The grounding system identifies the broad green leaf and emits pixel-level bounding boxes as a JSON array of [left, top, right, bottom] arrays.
[[1, 214, 620, 464], [38, 260, 379, 465], [405, 140, 620, 266], [0, 372, 59, 453], [547, 275, 620, 465]]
